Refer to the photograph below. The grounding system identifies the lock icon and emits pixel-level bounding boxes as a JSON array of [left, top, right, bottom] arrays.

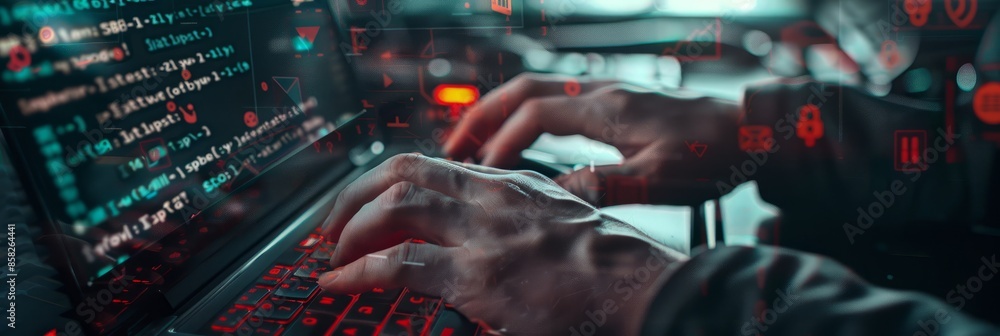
[[880, 40, 900, 68]]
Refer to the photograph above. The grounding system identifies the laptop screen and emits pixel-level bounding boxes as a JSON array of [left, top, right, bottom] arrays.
[[0, 0, 360, 282]]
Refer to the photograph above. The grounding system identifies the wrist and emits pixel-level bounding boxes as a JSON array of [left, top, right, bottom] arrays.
[[581, 228, 687, 336]]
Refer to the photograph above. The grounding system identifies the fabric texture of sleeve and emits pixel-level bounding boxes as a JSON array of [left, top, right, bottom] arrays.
[[641, 245, 999, 336]]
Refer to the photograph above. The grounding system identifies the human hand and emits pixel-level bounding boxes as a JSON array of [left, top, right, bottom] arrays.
[[318, 153, 687, 335], [444, 73, 743, 206]]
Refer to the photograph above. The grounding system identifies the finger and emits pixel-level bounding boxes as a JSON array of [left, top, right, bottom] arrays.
[[480, 95, 610, 168], [556, 145, 722, 206], [318, 242, 454, 295], [444, 74, 615, 161], [330, 183, 470, 268], [322, 154, 483, 240]]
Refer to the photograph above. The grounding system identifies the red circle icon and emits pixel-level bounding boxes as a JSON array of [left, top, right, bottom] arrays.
[[181, 69, 191, 81], [261, 81, 269, 91], [974, 82, 1000, 125], [244, 111, 259, 128], [6, 45, 30, 72], [880, 40, 900, 68], [166, 101, 177, 112], [112, 47, 125, 61], [564, 80, 581, 97], [39, 26, 56, 44]]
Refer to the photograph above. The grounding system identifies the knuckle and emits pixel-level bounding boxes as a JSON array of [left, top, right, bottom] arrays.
[[389, 243, 418, 281], [386, 153, 423, 179], [515, 169, 548, 181], [382, 182, 415, 208]]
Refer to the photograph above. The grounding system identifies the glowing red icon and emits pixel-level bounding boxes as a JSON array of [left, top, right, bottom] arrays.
[[179, 103, 197, 124], [684, 141, 707, 158], [244, 111, 259, 128], [796, 104, 823, 147], [973, 82, 1000, 125], [894, 130, 927, 171], [904, 0, 932, 27], [491, 0, 512, 15], [6, 45, 30, 72], [880, 40, 900, 69], [39, 26, 56, 44], [564, 79, 581, 97], [945, 0, 977, 28], [181, 68, 192, 81], [738, 125, 774, 152], [112, 47, 125, 61], [358, 306, 373, 315]]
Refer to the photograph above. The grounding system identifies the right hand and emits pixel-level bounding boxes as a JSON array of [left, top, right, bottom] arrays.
[[444, 73, 744, 206]]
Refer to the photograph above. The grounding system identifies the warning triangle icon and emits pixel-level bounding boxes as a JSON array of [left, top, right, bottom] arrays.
[[296, 26, 319, 45]]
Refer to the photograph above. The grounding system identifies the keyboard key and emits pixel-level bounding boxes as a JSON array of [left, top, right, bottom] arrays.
[[332, 322, 377, 336], [275, 250, 306, 267], [307, 292, 353, 314], [294, 258, 330, 280], [234, 319, 283, 336], [235, 286, 270, 308], [284, 310, 338, 336], [251, 322, 283, 336], [310, 242, 337, 260], [299, 234, 323, 249], [379, 314, 430, 336], [211, 307, 250, 332], [428, 309, 477, 336], [254, 299, 303, 323], [344, 303, 391, 324], [394, 292, 440, 316], [358, 287, 402, 303], [259, 266, 292, 286], [274, 277, 319, 300]]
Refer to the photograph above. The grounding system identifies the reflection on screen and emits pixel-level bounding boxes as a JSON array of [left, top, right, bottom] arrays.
[[0, 0, 353, 280]]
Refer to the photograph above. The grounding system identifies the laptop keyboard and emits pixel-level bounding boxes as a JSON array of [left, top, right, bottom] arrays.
[[208, 229, 481, 336]]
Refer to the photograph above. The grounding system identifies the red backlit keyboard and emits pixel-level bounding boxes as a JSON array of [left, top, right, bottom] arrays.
[[209, 232, 480, 336]]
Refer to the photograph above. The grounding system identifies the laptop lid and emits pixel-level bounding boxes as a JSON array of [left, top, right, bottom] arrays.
[[0, 0, 376, 328]]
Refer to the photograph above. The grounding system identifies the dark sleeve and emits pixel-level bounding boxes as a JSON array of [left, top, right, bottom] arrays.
[[641, 245, 999, 336], [735, 79, 995, 235]]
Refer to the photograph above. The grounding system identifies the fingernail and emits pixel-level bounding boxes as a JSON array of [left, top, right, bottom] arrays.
[[318, 271, 340, 286]]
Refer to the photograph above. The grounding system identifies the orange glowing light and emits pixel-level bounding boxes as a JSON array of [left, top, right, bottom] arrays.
[[433, 84, 479, 105]]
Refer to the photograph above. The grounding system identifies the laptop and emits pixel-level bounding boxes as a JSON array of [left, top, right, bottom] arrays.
[[0, 0, 514, 334]]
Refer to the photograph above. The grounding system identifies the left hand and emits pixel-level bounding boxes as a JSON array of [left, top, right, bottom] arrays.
[[318, 153, 687, 335]]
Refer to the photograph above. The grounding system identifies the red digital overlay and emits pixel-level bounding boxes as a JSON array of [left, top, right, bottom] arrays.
[[738, 125, 774, 152], [244, 111, 259, 128], [796, 104, 823, 147], [491, 0, 512, 16], [894, 130, 928, 171], [973, 82, 1000, 125], [945, 0, 977, 28], [564, 79, 580, 97], [140, 138, 173, 171], [685, 141, 708, 158], [905, 0, 932, 27], [880, 40, 900, 68]]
